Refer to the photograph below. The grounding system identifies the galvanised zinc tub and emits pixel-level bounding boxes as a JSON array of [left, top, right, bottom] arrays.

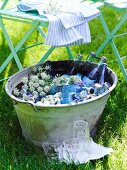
[[5, 60, 117, 146]]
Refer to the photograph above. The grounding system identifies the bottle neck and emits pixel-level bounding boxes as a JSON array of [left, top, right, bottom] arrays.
[[98, 63, 107, 85]]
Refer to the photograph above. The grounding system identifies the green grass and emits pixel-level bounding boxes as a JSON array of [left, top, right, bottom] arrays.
[[0, 6, 127, 170]]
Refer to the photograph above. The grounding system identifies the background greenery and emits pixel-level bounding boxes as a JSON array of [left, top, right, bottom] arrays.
[[0, 1, 127, 170]]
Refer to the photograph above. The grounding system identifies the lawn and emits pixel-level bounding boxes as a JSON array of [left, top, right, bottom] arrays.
[[0, 3, 127, 170]]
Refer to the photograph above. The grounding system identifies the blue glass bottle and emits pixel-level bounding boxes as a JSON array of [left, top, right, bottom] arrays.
[[87, 56, 107, 85], [99, 63, 107, 85]]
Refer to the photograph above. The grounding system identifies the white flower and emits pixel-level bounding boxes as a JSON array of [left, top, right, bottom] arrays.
[[61, 75, 69, 83], [44, 86, 50, 93], [41, 98, 45, 103], [37, 73, 40, 77], [41, 97, 51, 105], [29, 81, 34, 87], [22, 77, 28, 84], [33, 91, 38, 99], [46, 74, 50, 80], [29, 86, 35, 92], [22, 84, 28, 90], [69, 75, 81, 84], [33, 95, 38, 99], [23, 94, 29, 101], [41, 93, 61, 105], [52, 76, 61, 86], [38, 66, 43, 73], [47, 95, 53, 100], [40, 72, 47, 79], [45, 65, 51, 70], [52, 75, 69, 86], [30, 75, 39, 82], [53, 79, 60, 86], [54, 92, 61, 98], [43, 100, 51, 105], [54, 97, 61, 104], [40, 91, 46, 96], [13, 88, 20, 96], [39, 80, 45, 86], [32, 66, 38, 73], [37, 87, 43, 93], [57, 75, 68, 86], [33, 83, 39, 88], [44, 97, 54, 105], [21, 89, 27, 94], [40, 72, 50, 80], [44, 0, 62, 14], [33, 91, 38, 96]]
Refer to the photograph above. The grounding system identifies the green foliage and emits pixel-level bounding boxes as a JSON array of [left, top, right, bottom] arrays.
[[0, 6, 127, 170]]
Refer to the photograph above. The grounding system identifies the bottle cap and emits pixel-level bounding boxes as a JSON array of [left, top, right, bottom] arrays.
[[101, 56, 107, 64], [90, 52, 96, 57]]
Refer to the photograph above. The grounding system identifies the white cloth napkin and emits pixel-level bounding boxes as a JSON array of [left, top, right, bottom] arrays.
[[56, 139, 113, 164], [44, 4, 100, 47], [44, 13, 91, 47], [17, 0, 100, 47]]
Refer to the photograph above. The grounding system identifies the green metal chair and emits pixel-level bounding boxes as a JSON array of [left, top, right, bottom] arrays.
[[96, 1, 127, 82], [0, 0, 8, 9], [0, 0, 74, 81], [1, 1, 127, 82]]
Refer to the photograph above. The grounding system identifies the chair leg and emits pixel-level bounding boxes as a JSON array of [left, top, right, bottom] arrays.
[[38, 46, 75, 64], [96, 13, 127, 56], [38, 47, 55, 64], [111, 40, 127, 82], [66, 47, 74, 60], [0, 20, 40, 74], [96, 13, 127, 82], [37, 26, 46, 38], [0, 17, 23, 71]]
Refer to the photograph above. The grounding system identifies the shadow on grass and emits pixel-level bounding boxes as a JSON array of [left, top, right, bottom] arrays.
[[0, 79, 47, 169], [0, 24, 47, 169], [97, 79, 127, 141], [91, 78, 127, 169]]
